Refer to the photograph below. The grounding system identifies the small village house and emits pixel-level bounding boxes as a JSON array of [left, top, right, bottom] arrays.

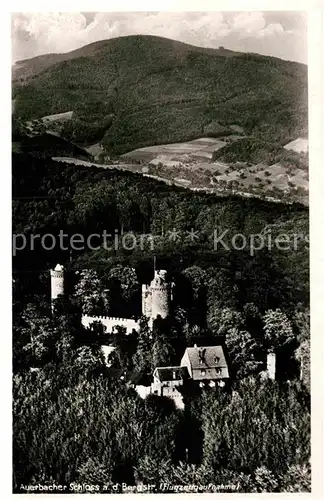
[[151, 366, 189, 409], [180, 345, 229, 387]]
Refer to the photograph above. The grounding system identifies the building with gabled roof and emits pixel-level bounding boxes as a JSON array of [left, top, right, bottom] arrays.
[[180, 345, 229, 385], [151, 366, 189, 409]]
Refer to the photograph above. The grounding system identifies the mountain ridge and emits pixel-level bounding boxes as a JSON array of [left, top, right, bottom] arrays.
[[12, 35, 243, 81], [12, 34, 308, 155], [13, 34, 307, 71]]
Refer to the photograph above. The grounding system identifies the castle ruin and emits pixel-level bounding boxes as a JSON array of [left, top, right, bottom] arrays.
[[50, 265, 172, 332]]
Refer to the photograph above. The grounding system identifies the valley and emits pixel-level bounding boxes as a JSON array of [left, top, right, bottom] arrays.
[[12, 34, 308, 206], [52, 133, 308, 206]]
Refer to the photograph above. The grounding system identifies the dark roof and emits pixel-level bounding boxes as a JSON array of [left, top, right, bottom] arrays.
[[154, 366, 189, 382], [128, 370, 150, 386], [184, 346, 228, 370], [105, 368, 149, 385]]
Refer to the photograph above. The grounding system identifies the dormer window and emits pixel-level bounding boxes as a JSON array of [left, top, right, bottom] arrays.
[[215, 356, 220, 364], [201, 369, 206, 376], [216, 367, 222, 375]]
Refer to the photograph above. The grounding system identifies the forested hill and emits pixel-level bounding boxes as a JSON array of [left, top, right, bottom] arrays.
[[13, 153, 309, 312], [12, 37, 239, 81], [12, 35, 307, 154]]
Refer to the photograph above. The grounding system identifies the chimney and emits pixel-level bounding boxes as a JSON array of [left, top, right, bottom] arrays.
[[267, 351, 276, 380], [198, 347, 206, 364]]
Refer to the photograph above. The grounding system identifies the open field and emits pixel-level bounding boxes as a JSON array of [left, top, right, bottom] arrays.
[[284, 137, 308, 154], [41, 111, 73, 123], [24, 111, 73, 137], [52, 157, 122, 169], [119, 137, 308, 205], [121, 137, 228, 163], [85, 143, 104, 158], [289, 169, 308, 189], [53, 149, 308, 206], [53, 130, 309, 206]]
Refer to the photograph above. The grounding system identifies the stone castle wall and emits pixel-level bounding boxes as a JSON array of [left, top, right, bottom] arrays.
[[142, 285, 152, 318], [82, 314, 140, 335]]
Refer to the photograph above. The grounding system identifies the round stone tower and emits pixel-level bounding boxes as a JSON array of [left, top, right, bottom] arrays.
[[50, 264, 65, 303], [151, 270, 170, 320]]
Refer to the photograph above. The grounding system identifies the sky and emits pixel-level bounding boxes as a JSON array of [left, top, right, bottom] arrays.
[[11, 11, 307, 64]]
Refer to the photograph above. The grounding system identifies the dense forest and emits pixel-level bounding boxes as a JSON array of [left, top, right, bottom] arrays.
[[12, 151, 310, 492], [13, 132, 91, 160], [12, 35, 307, 154]]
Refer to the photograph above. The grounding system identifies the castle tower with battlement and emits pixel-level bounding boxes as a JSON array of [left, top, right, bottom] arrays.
[[142, 270, 171, 323], [52, 264, 172, 330], [50, 264, 65, 305]]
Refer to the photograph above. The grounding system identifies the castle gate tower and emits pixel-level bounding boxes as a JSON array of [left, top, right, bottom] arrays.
[[50, 264, 65, 303]]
